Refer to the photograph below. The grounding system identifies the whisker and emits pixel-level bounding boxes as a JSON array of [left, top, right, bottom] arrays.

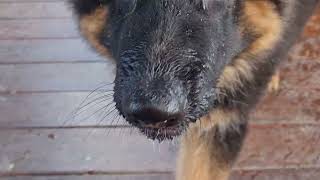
[[114, 114, 122, 126], [106, 116, 120, 136], [99, 107, 117, 124], [129, 125, 135, 135], [75, 102, 116, 124], [118, 125, 125, 138], [105, 111, 121, 136], [77, 82, 114, 108], [86, 108, 118, 138], [95, 105, 116, 125], [98, 108, 117, 126], [72, 95, 113, 117], [61, 82, 114, 127], [82, 90, 114, 102], [113, 113, 122, 125]]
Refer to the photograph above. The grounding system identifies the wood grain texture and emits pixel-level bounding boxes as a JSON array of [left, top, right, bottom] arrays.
[[253, 9, 320, 124], [3, 174, 174, 180], [0, 2, 71, 19], [0, 93, 125, 127], [3, 169, 320, 180], [0, 0, 67, 1], [0, 129, 178, 173], [231, 168, 320, 180], [0, 39, 105, 63], [0, 125, 319, 174], [0, 19, 79, 39], [0, 1, 319, 180], [0, 63, 114, 92], [237, 124, 320, 169]]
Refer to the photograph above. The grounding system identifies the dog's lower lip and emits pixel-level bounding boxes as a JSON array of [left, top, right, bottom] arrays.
[[139, 126, 182, 140]]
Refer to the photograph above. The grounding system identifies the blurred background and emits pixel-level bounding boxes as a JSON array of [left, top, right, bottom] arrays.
[[0, 1, 319, 180]]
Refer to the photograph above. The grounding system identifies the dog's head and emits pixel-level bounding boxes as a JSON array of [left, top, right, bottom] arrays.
[[106, 0, 246, 140], [73, 0, 256, 140]]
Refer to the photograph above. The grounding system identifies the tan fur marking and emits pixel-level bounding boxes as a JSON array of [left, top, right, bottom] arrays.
[[176, 109, 238, 180], [79, 7, 110, 57], [218, 0, 283, 92], [267, 70, 280, 93], [194, 109, 239, 132]]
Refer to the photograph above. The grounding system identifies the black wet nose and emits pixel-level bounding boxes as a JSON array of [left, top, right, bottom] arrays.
[[126, 106, 183, 128]]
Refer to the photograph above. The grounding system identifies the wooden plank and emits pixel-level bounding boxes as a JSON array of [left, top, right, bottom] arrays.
[[0, 129, 178, 172], [3, 174, 174, 180], [253, 44, 320, 124], [0, 93, 125, 127], [0, 90, 318, 127], [237, 124, 320, 169], [3, 169, 320, 180], [0, 125, 319, 173], [0, 91, 319, 128], [0, 2, 72, 19], [0, 63, 115, 92], [0, 0, 67, 2], [231, 168, 320, 180], [0, 19, 79, 39], [0, 39, 105, 63], [253, 9, 320, 123]]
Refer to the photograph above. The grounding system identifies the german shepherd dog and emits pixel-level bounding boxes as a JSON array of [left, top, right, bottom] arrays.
[[71, 0, 319, 179]]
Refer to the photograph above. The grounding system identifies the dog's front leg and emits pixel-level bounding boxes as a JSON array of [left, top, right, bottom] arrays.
[[176, 109, 247, 180]]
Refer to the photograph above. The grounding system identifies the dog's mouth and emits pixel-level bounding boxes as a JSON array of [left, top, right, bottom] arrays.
[[139, 125, 184, 141], [129, 118, 187, 141]]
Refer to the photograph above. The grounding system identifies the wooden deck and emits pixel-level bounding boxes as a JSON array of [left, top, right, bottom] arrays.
[[0, 1, 319, 179]]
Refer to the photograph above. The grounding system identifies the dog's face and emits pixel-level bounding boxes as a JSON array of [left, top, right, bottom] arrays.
[[89, 0, 245, 140], [105, 0, 245, 140]]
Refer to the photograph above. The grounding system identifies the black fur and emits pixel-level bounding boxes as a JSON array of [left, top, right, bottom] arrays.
[[71, 0, 319, 141], [211, 120, 248, 166], [109, 0, 245, 135], [71, 0, 109, 16]]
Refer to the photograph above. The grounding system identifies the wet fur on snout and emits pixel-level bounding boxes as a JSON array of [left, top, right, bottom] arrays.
[[71, 0, 319, 179], [73, 0, 245, 132]]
